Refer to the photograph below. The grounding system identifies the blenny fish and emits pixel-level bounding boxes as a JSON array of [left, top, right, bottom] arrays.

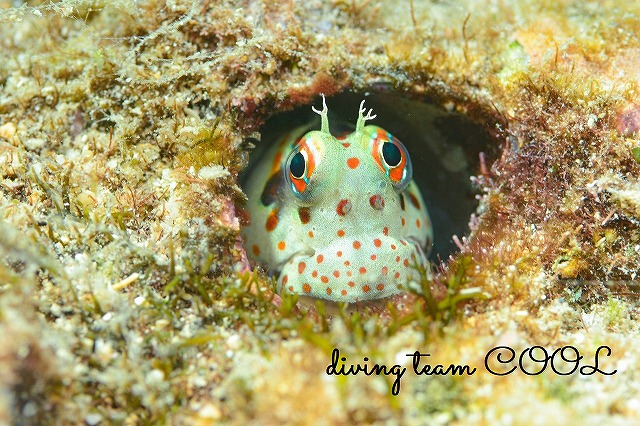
[[242, 96, 432, 302]]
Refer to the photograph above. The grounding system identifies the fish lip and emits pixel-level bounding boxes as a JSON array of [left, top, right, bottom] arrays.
[[405, 236, 426, 249], [275, 247, 315, 272]]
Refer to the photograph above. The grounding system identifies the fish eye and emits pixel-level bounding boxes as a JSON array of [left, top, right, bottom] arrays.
[[289, 151, 306, 179], [367, 126, 413, 191], [284, 135, 323, 201]]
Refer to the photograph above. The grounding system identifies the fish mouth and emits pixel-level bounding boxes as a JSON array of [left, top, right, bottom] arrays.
[[406, 236, 426, 249], [274, 246, 315, 274]]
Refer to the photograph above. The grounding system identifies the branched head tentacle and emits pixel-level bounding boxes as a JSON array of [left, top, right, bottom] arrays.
[[356, 100, 377, 131], [312, 93, 330, 133]]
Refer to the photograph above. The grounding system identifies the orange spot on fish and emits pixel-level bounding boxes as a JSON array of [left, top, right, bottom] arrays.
[[266, 209, 279, 232], [271, 151, 283, 174], [369, 195, 384, 210], [298, 207, 311, 224], [337, 199, 352, 216], [408, 191, 421, 209]]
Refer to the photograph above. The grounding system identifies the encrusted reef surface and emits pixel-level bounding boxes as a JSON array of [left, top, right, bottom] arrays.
[[1, 0, 640, 424]]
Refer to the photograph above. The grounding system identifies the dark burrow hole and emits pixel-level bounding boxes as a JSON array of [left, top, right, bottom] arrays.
[[249, 91, 497, 261]]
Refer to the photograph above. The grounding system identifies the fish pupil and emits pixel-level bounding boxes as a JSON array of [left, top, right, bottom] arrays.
[[382, 142, 402, 167], [290, 151, 306, 178]]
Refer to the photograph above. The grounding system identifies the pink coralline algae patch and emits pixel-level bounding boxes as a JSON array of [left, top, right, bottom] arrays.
[[615, 104, 640, 137]]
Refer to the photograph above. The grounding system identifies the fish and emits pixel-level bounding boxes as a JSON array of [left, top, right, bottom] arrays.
[[242, 95, 432, 302]]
